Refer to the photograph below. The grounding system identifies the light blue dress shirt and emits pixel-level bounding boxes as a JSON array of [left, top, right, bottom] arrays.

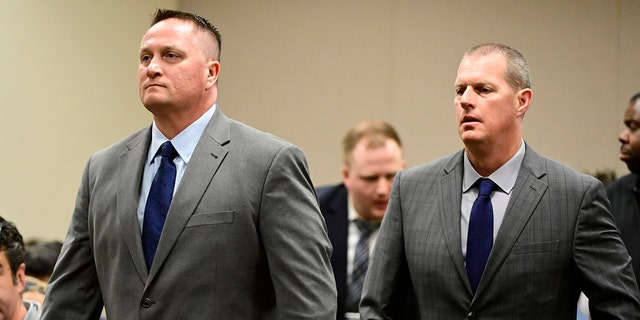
[[460, 141, 525, 259], [136, 104, 216, 231]]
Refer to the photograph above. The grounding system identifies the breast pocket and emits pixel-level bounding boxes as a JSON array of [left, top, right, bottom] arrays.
[[186, 211, 234, 227], [514, 240, 560, 254]]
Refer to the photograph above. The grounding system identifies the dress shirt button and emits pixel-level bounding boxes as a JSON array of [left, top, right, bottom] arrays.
[[141, 298, 154, 308]]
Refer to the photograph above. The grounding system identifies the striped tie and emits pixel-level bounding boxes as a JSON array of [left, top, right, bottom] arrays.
[[346, 220, 374, 312]]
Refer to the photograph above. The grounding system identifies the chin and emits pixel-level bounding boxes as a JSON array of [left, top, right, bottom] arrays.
[[460, 134, 482, 145], [142, 99, 171, 111]]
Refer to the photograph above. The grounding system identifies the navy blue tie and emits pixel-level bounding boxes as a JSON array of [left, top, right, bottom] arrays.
[[142, 141, 178, 271], [346, 220, 374, 312], [466, 178, 496, 293]]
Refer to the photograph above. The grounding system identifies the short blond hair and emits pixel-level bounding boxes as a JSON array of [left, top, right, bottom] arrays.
[[342, 120, 402, 167], [464, 43, 531, 91]]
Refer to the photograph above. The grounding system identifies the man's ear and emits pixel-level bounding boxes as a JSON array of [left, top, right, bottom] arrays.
[[206, 60, 221, 89], [342, 166, 351, 189], [516, 88, 532, 116], [15, 263, 26, 291]]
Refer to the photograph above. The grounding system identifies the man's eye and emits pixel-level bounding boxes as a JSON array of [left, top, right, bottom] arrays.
[[361, 176, 378, 183], [140, 55, 151, 63]]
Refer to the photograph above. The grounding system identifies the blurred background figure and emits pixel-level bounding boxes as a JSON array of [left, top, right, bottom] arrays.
[[0, 216, 41, 319], [22, 239, 62, 305], [316, 120, 406, 319], [608, 92, 640, 280]]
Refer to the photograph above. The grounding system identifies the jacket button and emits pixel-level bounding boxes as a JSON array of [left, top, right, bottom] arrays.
[[467, 311, 476, 319], [141, 298, 154, 308]]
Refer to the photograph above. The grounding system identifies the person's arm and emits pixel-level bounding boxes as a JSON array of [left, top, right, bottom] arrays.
[[574, 177, 640, 318], [41, 159, 104, 320], [260, 144, 337, 319]]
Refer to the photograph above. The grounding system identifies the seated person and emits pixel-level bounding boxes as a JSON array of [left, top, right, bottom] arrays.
[[22, 239, 62, 305], [0, 216, 41, 319]]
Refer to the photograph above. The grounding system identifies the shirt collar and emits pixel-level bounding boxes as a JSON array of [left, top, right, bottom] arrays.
[[146, 104, 217, 165], [462, 140, 526, 194]]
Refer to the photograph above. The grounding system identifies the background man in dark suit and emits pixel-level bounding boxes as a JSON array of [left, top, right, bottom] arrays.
[[608, 92, 640, 280], [42, 9, 336, 319], [361, 43, 640, 319], [317, 120, 405, 319]]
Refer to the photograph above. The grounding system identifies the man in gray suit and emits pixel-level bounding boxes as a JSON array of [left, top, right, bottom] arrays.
[[42, 9, 336, 319], [360, 43, 640, 319]]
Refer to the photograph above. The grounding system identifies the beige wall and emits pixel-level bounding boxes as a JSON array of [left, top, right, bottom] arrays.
[[2, 0, 639, 241]]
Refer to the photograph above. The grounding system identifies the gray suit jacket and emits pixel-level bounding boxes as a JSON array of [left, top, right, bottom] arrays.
[[361, 145, 640, 319], [42, 110, 337, 319]]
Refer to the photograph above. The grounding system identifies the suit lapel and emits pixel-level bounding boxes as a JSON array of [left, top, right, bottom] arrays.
[[437, 151, 470, 291], [147, 110, 230, 280], [474, 145, 548, 296], [118, 129, 152, 282]]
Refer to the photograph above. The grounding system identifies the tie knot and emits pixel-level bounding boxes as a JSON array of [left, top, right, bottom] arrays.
[[477, 178, 496, 197], [159, 141, 178, 160], [354, 219, 375, 236]]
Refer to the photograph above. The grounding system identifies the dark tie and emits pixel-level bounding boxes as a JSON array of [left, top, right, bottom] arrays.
[[346, 220, 374, 312], [142, 141, 178, 271], [466, 178, 496, 293]]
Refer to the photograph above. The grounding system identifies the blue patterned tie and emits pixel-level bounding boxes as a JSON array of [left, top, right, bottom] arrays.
[[142, 141, 178, 271], [466, 178, 496, 293], [346, 220, 374, 312]]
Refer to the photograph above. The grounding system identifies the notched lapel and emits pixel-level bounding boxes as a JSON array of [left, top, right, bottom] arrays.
[[438, 152, 469, 290], [118, 130, 151, 282], [474, 146, 548, 297]]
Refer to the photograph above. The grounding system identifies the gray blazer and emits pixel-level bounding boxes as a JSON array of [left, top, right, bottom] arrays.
[[361, 145, 640, 319], [42, 109, 337, 319]]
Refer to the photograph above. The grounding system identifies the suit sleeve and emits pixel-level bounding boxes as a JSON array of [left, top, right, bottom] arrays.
[[259, 144, 338, 319], [41, 158, 104, 320], [574, 177, 640, 318]]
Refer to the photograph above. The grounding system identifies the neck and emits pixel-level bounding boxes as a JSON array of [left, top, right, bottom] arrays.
[[466, 140, 521, 177], [153, 103, 213, 139]]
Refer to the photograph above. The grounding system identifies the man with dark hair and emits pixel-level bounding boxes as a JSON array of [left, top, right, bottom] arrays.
[[361, 44, 640, 318], [25, 240, 62, 283], [42, 9, 336, 319], [608, 92, 640, 280], [317, 120, 405, 319], [0, 216, 41, 320], [21, 239, 62, 305]]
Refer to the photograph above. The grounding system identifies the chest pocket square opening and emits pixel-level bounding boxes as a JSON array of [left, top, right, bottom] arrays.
[[186, 211, 235, 227]]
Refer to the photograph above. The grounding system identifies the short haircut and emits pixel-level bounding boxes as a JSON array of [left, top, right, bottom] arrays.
[[151, 9, 222, 61], [630, 92, 640, 104], [0, 216, 25, 284], [25, 240, 62, 280], [342, 120, 402, 167], [464, 43, 531, 91]]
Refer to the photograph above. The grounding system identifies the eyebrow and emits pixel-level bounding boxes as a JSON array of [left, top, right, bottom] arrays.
[[140, 44, 181, 53]]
